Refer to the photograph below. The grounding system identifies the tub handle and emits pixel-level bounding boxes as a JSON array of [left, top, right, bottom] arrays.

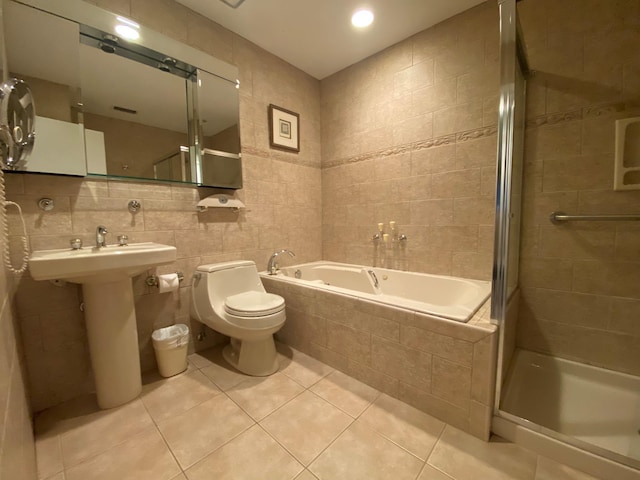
[[367, 269, 379, 288]]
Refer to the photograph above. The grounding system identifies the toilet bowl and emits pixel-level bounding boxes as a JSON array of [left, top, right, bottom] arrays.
[[190, 260, 286, 376]]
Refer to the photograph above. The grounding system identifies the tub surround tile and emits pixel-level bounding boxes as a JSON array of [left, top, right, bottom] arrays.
[[471, 334, 497, 407], [400, 326, 474, 366], [431, 357, 472, 410], [265, 276, 497, 440], [371, 336, 433, 393]]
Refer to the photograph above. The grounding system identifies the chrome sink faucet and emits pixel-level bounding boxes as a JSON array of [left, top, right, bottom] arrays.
[[96, 225, 108, 247], [267, 249, 295, 275]]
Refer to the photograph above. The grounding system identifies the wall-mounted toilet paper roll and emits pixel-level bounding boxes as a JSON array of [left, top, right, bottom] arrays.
[[157, 273, 180, 293]]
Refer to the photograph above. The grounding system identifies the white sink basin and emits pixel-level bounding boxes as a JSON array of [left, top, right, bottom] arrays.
[[29, 241, 177, 409], [29, 242, 176, 284]]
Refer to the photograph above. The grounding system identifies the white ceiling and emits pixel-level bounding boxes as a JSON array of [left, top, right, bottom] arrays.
[[175, 0, 486, 80]]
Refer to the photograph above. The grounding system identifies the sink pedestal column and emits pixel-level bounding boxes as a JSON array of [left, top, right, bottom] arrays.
[[82, 278, 141, 409]]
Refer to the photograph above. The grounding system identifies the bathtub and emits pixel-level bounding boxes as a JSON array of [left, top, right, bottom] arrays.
[[266, 261, 491, 323]]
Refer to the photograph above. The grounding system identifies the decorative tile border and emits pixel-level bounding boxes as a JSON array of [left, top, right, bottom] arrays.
[[526, 101, 634, 129], [323, 127, 496, 169], [242, 145, 321, 169]]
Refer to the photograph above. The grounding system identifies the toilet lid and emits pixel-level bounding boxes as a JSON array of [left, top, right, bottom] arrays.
[[224, 291, 285, 317]]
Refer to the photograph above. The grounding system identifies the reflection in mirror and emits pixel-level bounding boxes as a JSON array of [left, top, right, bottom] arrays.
[[4, 0, 86, 176], [3, 0, 242, 189], [195, 70, 242, 188], [79, 40, 189, 180]]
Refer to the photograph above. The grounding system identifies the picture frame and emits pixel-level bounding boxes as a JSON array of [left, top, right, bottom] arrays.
[[268, 104, 300, 153]]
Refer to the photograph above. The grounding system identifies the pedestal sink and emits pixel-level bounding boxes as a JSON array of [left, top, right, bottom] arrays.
[[29, 243, 177, 409]]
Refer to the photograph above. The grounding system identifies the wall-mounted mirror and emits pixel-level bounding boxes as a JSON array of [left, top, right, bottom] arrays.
[[3, 0, 242, 189]]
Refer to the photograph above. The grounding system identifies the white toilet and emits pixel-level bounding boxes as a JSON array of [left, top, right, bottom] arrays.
[[190, 260, 286, 376]]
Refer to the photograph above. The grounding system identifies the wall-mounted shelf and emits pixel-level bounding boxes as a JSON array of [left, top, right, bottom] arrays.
[[614, 116, 640, 191]]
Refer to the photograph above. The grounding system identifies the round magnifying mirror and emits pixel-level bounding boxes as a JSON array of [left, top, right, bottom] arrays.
[[0, 78, 36, 169]]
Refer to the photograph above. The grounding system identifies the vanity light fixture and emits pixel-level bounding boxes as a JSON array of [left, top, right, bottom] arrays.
[[351, 9, 374, 28], [115, 16, 140, 40]]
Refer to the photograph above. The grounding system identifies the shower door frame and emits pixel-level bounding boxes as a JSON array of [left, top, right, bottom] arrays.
[[491, 0, 528, 408]]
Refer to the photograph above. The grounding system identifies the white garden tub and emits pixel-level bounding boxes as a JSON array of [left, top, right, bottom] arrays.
[[268, 261, 490, 323]]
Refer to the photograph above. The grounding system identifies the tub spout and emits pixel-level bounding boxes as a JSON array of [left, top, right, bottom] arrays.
[[267, 249, 295, 275]]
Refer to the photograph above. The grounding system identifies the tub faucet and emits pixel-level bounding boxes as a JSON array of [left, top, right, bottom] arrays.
[[267, 249, 295, 275], [96, 225, 108, 248]]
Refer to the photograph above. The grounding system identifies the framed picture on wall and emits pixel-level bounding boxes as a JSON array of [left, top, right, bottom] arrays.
[[268, 104, 300, 153]]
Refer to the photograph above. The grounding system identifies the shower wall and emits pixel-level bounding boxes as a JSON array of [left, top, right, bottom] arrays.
[[321, 1, 499, 281], [517, 0, 640, 375]]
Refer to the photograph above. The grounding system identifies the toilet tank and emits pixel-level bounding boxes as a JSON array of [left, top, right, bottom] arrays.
[[195, 261, 265, 308]]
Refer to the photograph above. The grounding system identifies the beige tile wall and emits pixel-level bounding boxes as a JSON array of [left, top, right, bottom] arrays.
[[262, 275, 497, 440], [7, 0, 322, 411], [0, 258, 37, 477], [517, 0, 640, 375], [320, 1, 499, 281]]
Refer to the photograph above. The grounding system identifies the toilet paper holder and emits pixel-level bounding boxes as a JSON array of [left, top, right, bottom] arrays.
[[145, 272, 184, 287]]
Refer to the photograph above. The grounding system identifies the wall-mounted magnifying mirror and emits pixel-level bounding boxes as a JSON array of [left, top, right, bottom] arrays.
[[0, 78, 36, 169], [3, 0, 242, 189]]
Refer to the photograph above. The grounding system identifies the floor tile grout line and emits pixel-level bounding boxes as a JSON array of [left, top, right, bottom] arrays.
[[253, 422, 306, 475], [424, 421, 450, 471], [58, 422, 162, 478], [356, 411, 435, 465], [175, 419, 256, 475], [150, 423, 184, 478], [55, 399, 158, 473], [257, 395, 356, 470]]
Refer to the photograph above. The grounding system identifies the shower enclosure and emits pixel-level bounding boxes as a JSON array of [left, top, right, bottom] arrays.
[[492, 0, 640, 478]]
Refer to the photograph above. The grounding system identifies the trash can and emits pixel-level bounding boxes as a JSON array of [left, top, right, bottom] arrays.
[[152, 324, 190, 378]]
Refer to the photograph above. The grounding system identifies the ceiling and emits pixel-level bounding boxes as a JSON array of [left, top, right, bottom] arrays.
[[175, 0, 486, 79]]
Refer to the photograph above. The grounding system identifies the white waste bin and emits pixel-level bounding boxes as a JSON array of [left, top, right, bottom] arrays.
[[152, 324, 190, 378]]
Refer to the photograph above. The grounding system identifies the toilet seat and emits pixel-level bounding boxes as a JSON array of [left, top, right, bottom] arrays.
[[224, 291, 285, 317]]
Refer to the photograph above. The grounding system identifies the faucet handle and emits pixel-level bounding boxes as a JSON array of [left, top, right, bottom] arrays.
[[70, 238, 83, 250], [117, 235, 129, 246]]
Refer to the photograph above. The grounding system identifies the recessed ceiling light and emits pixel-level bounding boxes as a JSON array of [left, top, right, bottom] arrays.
[[351, 9, 374, 28]]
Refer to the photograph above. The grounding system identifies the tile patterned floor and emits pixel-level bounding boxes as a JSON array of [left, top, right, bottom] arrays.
[[34, 343, 604, 480]]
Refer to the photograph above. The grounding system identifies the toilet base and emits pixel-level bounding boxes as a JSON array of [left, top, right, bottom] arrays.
[[223, 336, 279, 376]]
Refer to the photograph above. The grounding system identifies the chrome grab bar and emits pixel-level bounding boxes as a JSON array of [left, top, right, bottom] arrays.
[[550, 211, 640, 224], [367, 269, 379, 288]]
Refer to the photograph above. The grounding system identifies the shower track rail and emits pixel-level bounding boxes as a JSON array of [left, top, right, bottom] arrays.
[[549, 211, 640, 223]]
